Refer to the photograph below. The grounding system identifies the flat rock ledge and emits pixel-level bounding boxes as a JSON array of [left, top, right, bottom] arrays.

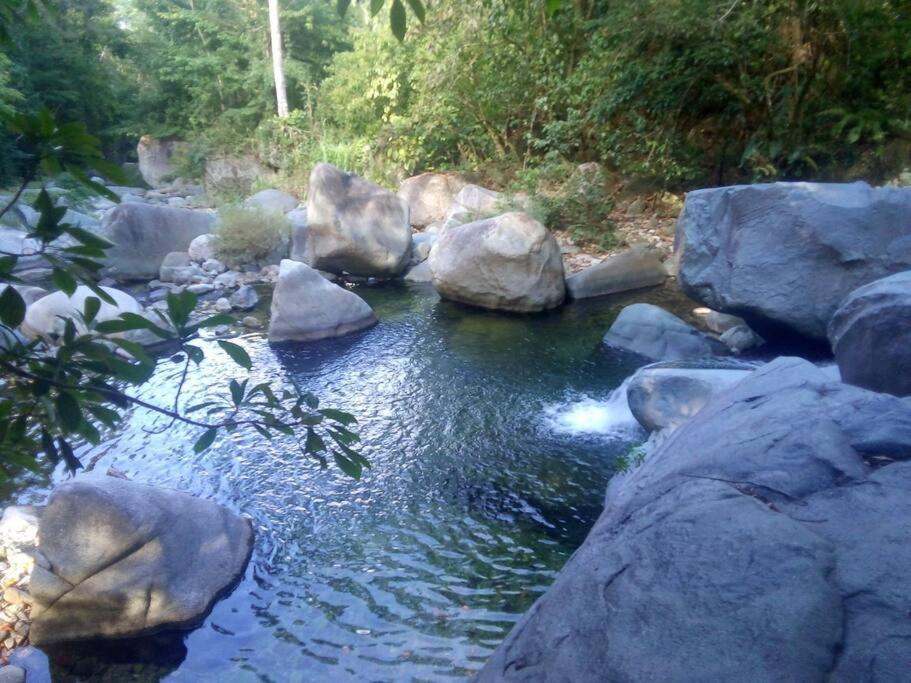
[[477, 357, 911, 682], [28, 477, 253, 645]]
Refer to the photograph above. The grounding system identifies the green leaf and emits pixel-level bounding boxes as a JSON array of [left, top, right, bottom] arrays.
[[196, 313, 234, 328], [229, 378, 244, 407], [305, 427, 326, 453], [56, 392, 83, 432], [0, 285, 25, 327], [184, 344, 204, 365], [333, 451, 362, 479], [0, 256, 18, 274], [370, 0, 384, 15], [64, 226, 114, 250], [218, 340, 252, 370], [83, 296, 101, 324], [193, 427, 217, 453], [545, 0, 562, 16], [58, 438, 83, 474], [52, 268, 78, 296], [336, 0, 351, 17], [96, 312, 171, 338], [109, 338, 154, 366], [390, 0, 406, 41], [319, 408, 358, 425], [406, 0, 425, 22], [166, 289, 197, 330]]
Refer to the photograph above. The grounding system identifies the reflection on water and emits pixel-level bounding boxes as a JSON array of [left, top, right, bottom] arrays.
[[7, 283, 693, 682]]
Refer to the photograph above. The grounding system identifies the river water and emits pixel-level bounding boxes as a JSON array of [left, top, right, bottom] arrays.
[[7, 282, 695, 682]]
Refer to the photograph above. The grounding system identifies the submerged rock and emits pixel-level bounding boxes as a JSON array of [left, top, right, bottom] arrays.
[[268, 259, 376, 342], [829, 270, 911, 396], [100, 203, 214, 280], [676, 181, 911, 341], [306, 163, 412, 276], [429, 212, 565, 312], [565, 244, 667, 299], [603, 303, 726, 361], [478, 357, 911, 682], [29, 476, 253, 644]]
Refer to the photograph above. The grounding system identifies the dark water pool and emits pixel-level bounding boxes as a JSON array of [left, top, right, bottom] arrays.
[[8, 283, 695, 682]]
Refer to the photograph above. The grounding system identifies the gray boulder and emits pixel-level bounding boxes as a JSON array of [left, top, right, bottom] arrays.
[[478, 357, 911, 682], [719, 324, 764, 353], [29, 476, 253, 644], [100, 203, 214, 280], [626, 360, 756, 433], [410, 231, 436, 265], [306, 163, 412, 276], [829, 270, 911, 396], [404, 260, 432, 283], [565, 244, 666, 299], [397, 173, 466, 228], [288, 208, 309, 263], [136, 135, 180, 188], [676, 181, 911, 341], [603, 303, 727, 360], [230, 284, 259, 311], [244, 188, 298, 214], [158, 251, 197, 283], [429, 212, 565, 312], [21, 286, 142, 340], [268, 259, 377, 342], [444, 184, 502, 224]]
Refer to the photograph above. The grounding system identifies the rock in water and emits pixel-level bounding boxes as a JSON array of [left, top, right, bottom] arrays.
[[429, 212, 565, 312], [306, 163, 411, 276], [268, 259, 377, 342], [626, 360, 756, 432], [565, 244, 667, 299], [28, 477, 253, 644], [676, 181, 911, 341], [477, 357, 911, 682], [603, 303, 726, 360], [828, 270, 911, 396], [21, 286, 142, 339], [244, 188, 299, 214], [100, 203, 214, 280], [136, 135, 180, 188], [397, 173, 466, 228]]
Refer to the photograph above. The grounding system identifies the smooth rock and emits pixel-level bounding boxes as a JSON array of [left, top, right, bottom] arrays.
[[288, 208, 309, 263], [28, 477, 253, 644], [202, 258, 226, 275], [676, 182, 911, 341], [188, 234, 218, 263], [397, 173, 466, 228], [214, 297, 232, 314], [693, 307, 746, 334], [22, 286, 142, 340], [429, 212, 565, 312], [306, 163, 412, 276], [159, 251, 192, 282], [213, 271, 242, 289], [444, 184, 502, 224], [828, 270, 911, 396], [626, 360, 756, 432], [99, 203, 214, 280], [603, 303, 727, 360], [137, 135, 180, 188], [478, 357, 911, 682], [241, 316, 261, 329], [244, 188, 298, 214], [404, 260, 432, 283], [720, 324, 765, 353], [565, 244, 667, 299], [186, 283, 215, 295], [268, 259, 376, 342], [230, 285, 258, 311], [410, 232, 436, 265]]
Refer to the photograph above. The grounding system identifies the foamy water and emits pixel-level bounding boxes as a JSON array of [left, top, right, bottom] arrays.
[[544, 377, 644, 440]]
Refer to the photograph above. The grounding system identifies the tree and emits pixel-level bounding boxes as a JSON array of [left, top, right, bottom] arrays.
[[269, 0, 289, 117]]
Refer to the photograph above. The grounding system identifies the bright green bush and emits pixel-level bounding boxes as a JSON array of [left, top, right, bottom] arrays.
[[215, 205, 290, 266]]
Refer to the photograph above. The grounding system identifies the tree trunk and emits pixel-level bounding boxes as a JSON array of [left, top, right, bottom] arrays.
[[268, 0, 289, 118]]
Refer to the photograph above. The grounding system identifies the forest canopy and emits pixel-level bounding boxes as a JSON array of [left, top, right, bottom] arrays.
[[2, 0, 910, 190]]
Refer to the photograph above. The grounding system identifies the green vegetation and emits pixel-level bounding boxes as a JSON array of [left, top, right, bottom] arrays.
[[215, 205, 290, 266]]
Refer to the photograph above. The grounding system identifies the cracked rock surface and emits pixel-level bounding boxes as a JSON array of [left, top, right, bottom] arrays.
[[476, 357, 911, 682], [28, 477, 253, 645]]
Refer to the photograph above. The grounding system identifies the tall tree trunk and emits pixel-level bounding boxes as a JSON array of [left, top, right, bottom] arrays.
[[268, 0, 289, 118]]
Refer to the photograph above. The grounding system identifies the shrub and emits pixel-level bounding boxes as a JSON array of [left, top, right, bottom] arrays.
[[215, 205, 290, 266]]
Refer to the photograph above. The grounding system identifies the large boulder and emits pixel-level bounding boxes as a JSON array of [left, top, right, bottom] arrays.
[[100, 203, 215, 280], [288, 208, 309, 263], [444, 184, 502, 225], [28, 477, 253, 644], [136, 135, 180, 188], [603, 303, 726, 360], [478, 357, 911, 682], [676, 182, 911, 341], [187, 233, 218, 263], [828, 270, 911, 397], [244, 188, 298, 214], [429, 212, 565, 312], [268, 259, 377, 342], [626, 359, 756, 432], [305, 163, 411, 276], [21, 286, 142, 339], [565, 245, 667, 299], [397, 173, 466, 228]]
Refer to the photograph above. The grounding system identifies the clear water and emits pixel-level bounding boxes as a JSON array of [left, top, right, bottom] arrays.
[[7, 283, 693, 682]]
